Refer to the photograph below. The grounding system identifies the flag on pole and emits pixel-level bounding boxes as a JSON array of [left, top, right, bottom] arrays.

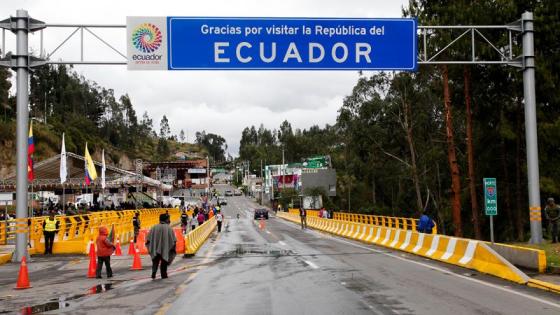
[[27, 122, 34, 181], [101, 149, 106, 189], [60, 133, 67, 184], [84, 143, 98, 185]]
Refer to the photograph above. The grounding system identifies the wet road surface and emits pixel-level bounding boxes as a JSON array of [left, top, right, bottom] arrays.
[[2, 185, 559, 314], [164, 189, 560, 315]]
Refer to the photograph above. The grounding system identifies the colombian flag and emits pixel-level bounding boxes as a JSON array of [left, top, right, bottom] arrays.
[[27, 123, 34, 181], [84, 143, 98, 185]]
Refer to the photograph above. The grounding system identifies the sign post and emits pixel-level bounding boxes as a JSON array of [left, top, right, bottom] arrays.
[[483, 178, 497, 243]]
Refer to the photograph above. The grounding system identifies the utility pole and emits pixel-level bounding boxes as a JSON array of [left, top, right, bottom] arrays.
[[7, 10, 45, 262], [522, 12, 543, 244]]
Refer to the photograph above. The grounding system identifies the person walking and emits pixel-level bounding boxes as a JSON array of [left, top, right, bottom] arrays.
[[197, 211, 205, 227], [417, 212, 435, 234], [190, 213, 196, 231], [299, 208, 307, 229], [545, 198, 560, 243], [216, 210, 224, 233], [133, 212, 141, 243], [95, 226, 115, 278], [180, 210, 188, 234], [43, 212, 59, 255], [146, 214, 177, 279]]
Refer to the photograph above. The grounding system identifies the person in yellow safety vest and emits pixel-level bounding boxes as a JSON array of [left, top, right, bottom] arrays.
[[43, 212, 59, 255]]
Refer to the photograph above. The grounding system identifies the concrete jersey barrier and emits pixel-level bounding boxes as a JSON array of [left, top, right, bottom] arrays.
[[277, 212, 530, 284]]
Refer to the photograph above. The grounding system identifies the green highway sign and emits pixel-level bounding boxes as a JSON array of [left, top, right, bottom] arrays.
[[484, 178, 497, 216]]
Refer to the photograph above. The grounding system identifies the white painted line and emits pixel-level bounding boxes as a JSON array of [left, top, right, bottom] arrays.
[[381, 229, 391, 245], [400, 230, 412, 250], [459, 240, 477, 265], [276, 219, 560, 310], [278, 241, 287, 246], [412, 233, 425, 253], [365, 226, 374, 242], [426, 235, 440, 257], [266, 231, 271, 234], [441, 238, 457, 260], [389, 230, 401, 247], [318, 231, 560, 310], [304, 260, 319, 269], [373, 228, 381, 242]]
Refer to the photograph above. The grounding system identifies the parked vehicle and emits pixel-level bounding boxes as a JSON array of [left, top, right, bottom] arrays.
[[225, 190, 233, 196], [254, 208, 269, 220]]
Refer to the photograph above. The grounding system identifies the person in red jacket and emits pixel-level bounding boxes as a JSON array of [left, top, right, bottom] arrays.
[[96, 226, 115, 278]]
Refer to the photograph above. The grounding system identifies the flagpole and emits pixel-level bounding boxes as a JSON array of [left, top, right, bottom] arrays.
[[62, 183, 65, 214], [30, 180, 33, 217]]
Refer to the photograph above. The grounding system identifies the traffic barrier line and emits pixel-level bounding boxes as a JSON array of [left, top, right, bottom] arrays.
[[277, 212, 531, 286], [184, 217, 217, 255], [527, 279, 560, 294], [0, 252, 12, 265]]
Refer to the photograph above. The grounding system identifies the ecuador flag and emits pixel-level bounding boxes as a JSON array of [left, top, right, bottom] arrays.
[[84, 143, 98, 185]]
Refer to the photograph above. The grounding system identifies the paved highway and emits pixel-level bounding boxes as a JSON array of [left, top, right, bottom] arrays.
[[6, 185, 557, 314], [162, 186, 560, 315]]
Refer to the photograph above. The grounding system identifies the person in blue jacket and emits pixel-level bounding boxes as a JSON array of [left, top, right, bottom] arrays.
[[417, 212, 435, 234]]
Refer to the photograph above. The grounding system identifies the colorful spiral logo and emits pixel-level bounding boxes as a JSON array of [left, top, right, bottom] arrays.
[[132, 23, 162, 53]]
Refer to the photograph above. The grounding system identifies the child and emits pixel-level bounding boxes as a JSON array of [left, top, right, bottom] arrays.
[[96, 226, 115, 278]]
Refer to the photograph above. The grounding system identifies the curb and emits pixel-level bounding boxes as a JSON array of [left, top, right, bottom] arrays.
[[528, 279, 560, 294]]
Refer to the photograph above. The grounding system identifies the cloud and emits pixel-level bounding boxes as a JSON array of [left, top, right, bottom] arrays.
[[0, 0, 407, 156]]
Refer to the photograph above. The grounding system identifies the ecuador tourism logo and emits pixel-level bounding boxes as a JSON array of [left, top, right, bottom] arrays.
[[127, 17, 167, 70], [132, 23, 162, 53]]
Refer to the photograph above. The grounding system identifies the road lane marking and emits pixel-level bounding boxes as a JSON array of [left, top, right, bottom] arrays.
[[278, 241, 287, 246], [304, 260, 319, 269], [155, 231, 222, 315], [277, 218, 560, 309], [266, 231, 271, 234]]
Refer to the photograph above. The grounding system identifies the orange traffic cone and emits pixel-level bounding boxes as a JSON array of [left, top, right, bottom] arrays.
[[128, 240, 135, 256], [114, 238, 122, 256], [14, 256, 32, 289], [130, 248, 143, 270], [87, 241, 97, 278]]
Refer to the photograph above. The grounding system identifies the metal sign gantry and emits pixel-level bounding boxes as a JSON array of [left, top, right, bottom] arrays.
[[0, 10, 541, 262]]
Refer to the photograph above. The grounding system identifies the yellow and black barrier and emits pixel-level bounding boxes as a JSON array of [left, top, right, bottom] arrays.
[[287, 209, 437, 234], [184, 217, 217, 255], [278, 212, 530, 284], [1, 208, 179, 256]]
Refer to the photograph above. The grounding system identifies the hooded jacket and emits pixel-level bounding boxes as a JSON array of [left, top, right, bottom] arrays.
[[96, 226, 115, 257]]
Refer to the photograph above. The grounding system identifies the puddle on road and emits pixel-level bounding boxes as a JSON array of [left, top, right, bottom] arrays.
[[223, 244, 293, 258], [7, 282, 117, 314]]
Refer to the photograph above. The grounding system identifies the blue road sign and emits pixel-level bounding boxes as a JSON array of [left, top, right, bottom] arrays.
[[165, 17, 417, 71]]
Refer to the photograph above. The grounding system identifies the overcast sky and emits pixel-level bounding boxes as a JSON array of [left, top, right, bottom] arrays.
[[1, 0, 408, 156]]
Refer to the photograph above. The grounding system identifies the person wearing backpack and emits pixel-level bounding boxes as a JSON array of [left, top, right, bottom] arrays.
[[417, 212, 435, 234]]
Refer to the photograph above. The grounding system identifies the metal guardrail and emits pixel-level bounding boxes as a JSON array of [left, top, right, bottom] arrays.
[[287, 209, 437, 234], [0, 209, 180, 253]]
